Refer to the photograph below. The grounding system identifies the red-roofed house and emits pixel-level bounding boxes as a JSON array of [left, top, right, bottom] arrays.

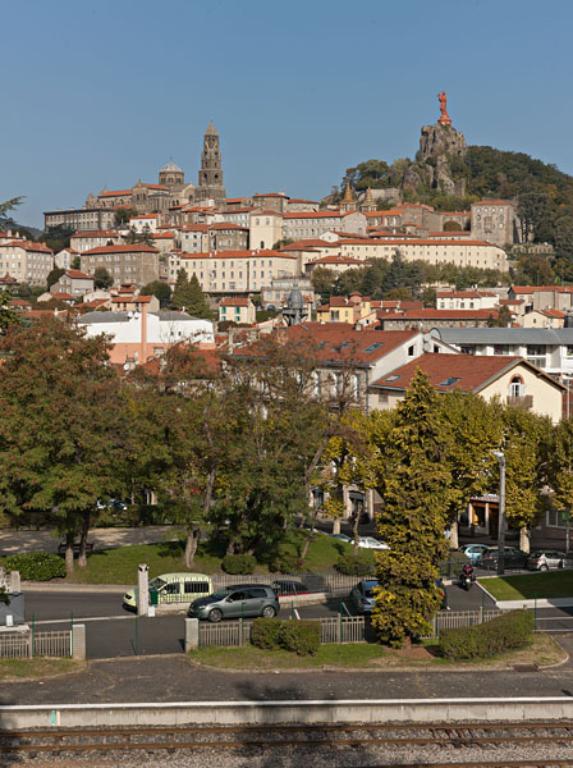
[[369, 353, 565, 423], [50, 269, 95, 297], [218, 296, 256, 325], [111, 294, 160, 313], [509, 284, 573, 313], [521, 308, 567, 329]]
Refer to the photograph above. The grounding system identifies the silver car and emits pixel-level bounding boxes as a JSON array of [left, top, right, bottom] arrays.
[[527, 550, 570, 571], [350, 579, 380, 614]]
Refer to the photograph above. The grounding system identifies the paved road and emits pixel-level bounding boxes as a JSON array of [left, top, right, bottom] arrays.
[[2, 635, 573, 705]]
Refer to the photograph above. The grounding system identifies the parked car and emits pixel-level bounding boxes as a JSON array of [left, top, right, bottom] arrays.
[[458, 543, 490, 565], [479, 546, 528, 570], [123, 572, 213, 609], [357, 536, 390, 551], [271, 579, 309, 597], [188, 585, 279, 623], [527, 550, 570, 571], [350, 579, 380, 614], [97, 498, 129, 513], [331, 533, 353, 544]]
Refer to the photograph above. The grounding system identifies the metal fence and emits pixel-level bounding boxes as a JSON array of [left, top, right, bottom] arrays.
[[196, 609, 502, 649], [432, 609, 499, 638], [0, 629, 72, 659], [198, 620, 253, 648]]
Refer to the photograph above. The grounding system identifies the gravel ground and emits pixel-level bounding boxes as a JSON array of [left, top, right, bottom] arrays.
[[9, 733, 573, 767]]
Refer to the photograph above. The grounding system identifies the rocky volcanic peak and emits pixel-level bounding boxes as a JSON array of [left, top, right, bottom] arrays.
[[402, 121, 467, 197]]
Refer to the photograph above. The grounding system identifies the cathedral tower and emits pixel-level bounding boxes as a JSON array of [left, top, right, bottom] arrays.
[[196, 122, 226, 203]]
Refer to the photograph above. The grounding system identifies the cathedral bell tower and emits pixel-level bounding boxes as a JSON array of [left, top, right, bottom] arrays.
[[196, 122, 226, 203]]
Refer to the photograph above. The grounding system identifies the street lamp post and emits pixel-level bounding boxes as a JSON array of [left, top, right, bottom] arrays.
[[493, 450, 506, 576]]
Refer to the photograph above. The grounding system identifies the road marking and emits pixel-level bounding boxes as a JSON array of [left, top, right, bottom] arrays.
[[31, 615, 136, 626], [294, 608, 301, 620]]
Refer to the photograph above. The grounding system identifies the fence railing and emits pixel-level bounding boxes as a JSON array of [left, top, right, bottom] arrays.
[[0, 629, 72, 659], [196, 609, 501, 649], [198, 620, 253, 648], [433, 609, 499, 637]]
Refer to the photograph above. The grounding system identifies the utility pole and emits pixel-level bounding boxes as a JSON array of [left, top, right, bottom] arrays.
[[493, 451, 506, 576]]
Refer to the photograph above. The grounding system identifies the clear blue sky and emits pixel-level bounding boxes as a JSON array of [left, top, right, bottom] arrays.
[[3, 0, 573, 227]]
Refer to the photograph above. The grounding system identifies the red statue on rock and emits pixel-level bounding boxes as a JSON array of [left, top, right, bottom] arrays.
[[437, 91, 452, 126]]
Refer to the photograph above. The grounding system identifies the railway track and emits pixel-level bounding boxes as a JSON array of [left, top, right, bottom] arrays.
[[3, 720, 573, 759]]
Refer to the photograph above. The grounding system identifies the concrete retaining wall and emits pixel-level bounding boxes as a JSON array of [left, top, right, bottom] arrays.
[[2, 697, 573, 730]]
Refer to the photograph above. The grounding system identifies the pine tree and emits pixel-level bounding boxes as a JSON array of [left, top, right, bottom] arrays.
[[370, 370, 452, 646], [171, 270, 213, 319]]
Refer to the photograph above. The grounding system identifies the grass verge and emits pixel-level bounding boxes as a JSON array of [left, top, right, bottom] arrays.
[[3, 532, 347, 585], [480, 570, 573, 601], [188, 633, 565, 671], [0, 658, 84, 681]]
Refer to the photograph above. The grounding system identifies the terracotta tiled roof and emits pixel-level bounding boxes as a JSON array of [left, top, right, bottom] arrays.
[[111, 295, 153, 304], [219, 297, 250, 307], [130, 213, 158, 219], [83, 244, 159, 255], [283, 210, 342, 220], [233, 323, 419, 365], [3, 240, 53, 253], [540, 309, 566, 318], [99, 189, 132, 197], [150, 232, 175, 239], [371, 353, 526, 393], [378, 309, 499, 321], [473, 199, 515, 207], [209, 223, 248, 231], [512, 284, 573, 294], [64, 269, 93, 279], [253, 192, 289, 199]]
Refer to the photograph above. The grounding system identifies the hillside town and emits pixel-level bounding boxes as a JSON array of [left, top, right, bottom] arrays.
[[3, 39, 573, 761]]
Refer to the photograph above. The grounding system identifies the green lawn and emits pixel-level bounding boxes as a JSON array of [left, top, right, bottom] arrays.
[[4, 531, 348, 585], [0, 658, 83, 680], [189, 643, 386, 670], [480, 570, 573, 601]]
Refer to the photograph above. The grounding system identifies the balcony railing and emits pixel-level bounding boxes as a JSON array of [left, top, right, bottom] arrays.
[[507, 394, 533, 410]]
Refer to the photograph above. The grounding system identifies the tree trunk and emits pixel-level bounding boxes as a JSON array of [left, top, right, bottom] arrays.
[[332, 518, 341, 535], [449, 520, 459, 550], [352, 509, 360, 545], [519, 526, 530, 554], [184, 527, 200, 569], [64, 531, 75, 576], [78, 511, 91, 568], [226, 538, 237, 556]]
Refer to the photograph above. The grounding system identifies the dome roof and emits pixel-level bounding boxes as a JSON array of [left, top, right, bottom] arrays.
[[287, 287, 304, 310], [161, 161, 183, 173]]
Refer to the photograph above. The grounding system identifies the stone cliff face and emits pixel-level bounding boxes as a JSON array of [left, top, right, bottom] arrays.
[[402, 122, 467, 197]]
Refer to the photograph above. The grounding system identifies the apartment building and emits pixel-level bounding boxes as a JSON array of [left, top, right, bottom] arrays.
[[44, 207, 116, 232], [70, 230, 123, 253], [170, 249, 298, 293], [81, 244, 160, 287], [436, 290, 499, 310], [431, 327, 573, 383], [0, 240, 54, 286]]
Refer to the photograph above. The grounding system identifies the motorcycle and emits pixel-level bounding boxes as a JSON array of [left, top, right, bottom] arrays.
[[458, 572, 474, 591]]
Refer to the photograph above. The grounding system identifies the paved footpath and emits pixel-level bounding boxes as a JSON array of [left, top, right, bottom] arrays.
[[2, 636, 573, 706], [0, 526, 181, 555]]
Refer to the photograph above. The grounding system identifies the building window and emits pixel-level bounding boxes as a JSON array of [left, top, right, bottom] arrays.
[[407, 345, 415, 357], [509, 375, 525, 398]]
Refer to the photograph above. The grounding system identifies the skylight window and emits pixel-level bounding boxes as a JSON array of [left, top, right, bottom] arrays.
[[439, 376, 461, 387], [385, 374, 400, 382], [364, 342, 383, 354]]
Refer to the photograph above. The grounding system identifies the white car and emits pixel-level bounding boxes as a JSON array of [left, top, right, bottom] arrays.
[[357, 536, 390, 551]]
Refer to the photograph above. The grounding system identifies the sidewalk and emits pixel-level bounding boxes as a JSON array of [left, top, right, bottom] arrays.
[[1, 639, 573, 705], [0, 525, 181, 556]]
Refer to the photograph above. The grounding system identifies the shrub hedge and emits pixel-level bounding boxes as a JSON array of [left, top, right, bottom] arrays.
[[4, 552, 66, 581], [439, 610, 533, 660], [335, 549, 375, 576], [251, 618, 321, 656], [221, 554, 257, 575], [251, 618, 283, 650]]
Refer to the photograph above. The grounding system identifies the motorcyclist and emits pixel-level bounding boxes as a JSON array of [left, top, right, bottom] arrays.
[[459, 562, 475, 587]]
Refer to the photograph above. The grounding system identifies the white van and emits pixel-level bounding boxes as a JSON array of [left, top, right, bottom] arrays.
[[123, 572, 213, 609]]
